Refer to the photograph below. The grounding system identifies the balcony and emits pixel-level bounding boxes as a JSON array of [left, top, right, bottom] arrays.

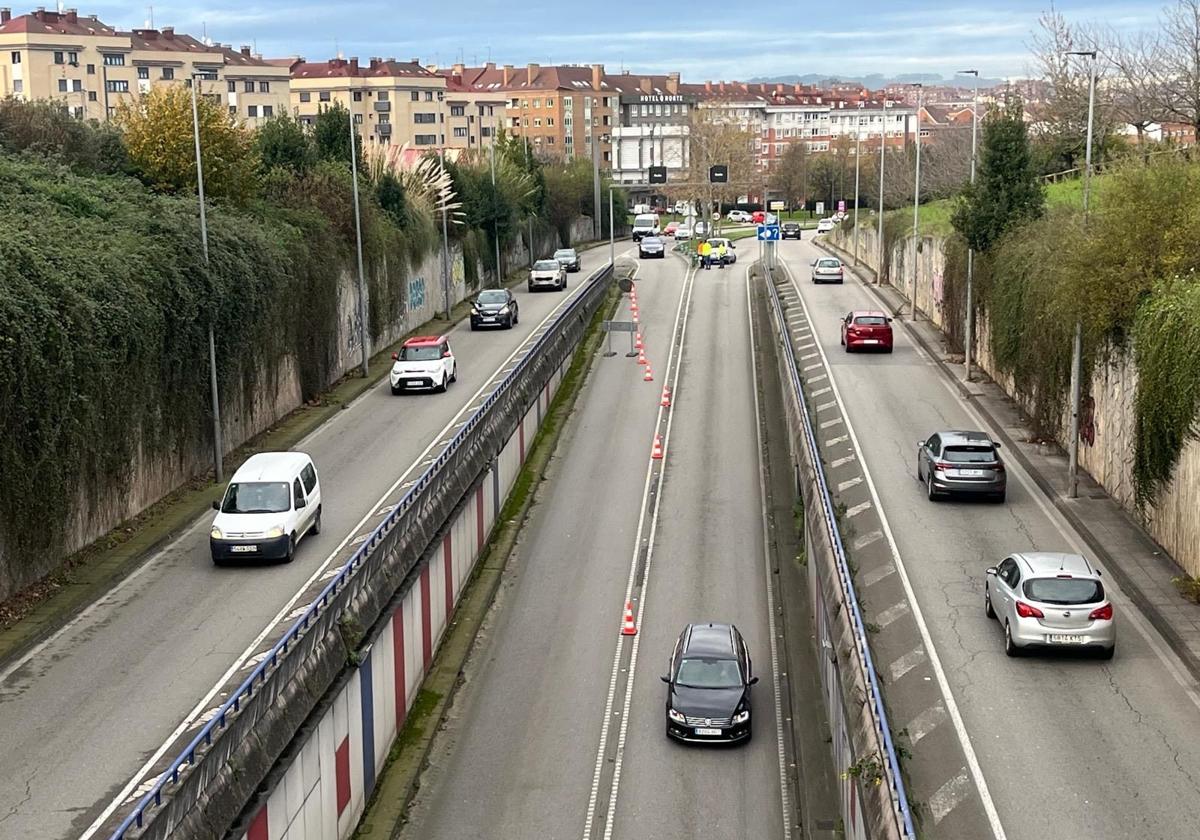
[[373, 100, 391, 113], [376, 123, 393, 137]]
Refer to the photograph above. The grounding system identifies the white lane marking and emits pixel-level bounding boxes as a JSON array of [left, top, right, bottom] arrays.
[[816, 401, 838, 413], [746, 262, 795, 840], [831, 455, 857, 469], [852, 530, 883, 551], [803, 363, 822, 371], [801, 352, 819, 360], [846, 501, 872, 518], [819, 417, 844, 430], [906, 701, 948, 747], [782, 263, 1008, 840], [888, 647, 927, 682], [79, 259, 618, 840], [811, 386, 832, 397], [583, 259, 697, 840], [824, 434, 850, 447], [861, 564, 896, 588], [836, 477, 862, 492], [930, 769, 973, 825], [807, 373, 828, 383], [876, 600, 912, 629]]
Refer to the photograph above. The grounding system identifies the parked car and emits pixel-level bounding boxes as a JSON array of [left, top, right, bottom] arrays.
[[811, 256, 844, 284], [706, 237, 737, 264], [816, 218, 836, 234], [661, 623, 757, 744], [726, 209, 752, 223], [916, 430, 1006, 502], [470, 288, 519, 330], [390, 335, 457, 394], [676, 223, 694, 241], [985, 553, 1115, 659], [639, 235, 666, 259], [631, 213, 661, 242], [840, 310, 893, 352], [693, 220, 711, 237], [674, 200, 693, 216], [752, 210, 766, 224], [781, 221, 802, 240], [553, 248, 582, 272], [210, 452, 321, 565], [663, 221, 680, 237], [529, 258, 568, 292]]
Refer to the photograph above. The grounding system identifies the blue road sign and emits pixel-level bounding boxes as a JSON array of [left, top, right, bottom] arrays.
[[757, 224, 781, 241]]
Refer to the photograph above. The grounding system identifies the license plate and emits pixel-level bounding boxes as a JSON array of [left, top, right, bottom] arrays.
[[1048, 634, 1085, 644], [863, 339, 879, 345], [482, 317, 495, 322], [694, 727, 722, 736], [406, 382, 422, 388], [961, 469, 985, 477], [231, 545, 257, 553]]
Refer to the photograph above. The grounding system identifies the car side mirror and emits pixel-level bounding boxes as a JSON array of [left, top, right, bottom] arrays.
[[212, 500, 220, 511], [660, 675, 670, 684], [391, 352, 399, 361], [917, 440, 925, 448], [748, 676, 760, 686], [985, 566, 997, 576], [994, 442, 1002, 449], [887, 317, 894, 323], [1096, 569, 1102, 576], [443, 350, 452, 358]]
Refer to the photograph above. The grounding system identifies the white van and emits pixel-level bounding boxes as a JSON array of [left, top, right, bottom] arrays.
[[631, 213, 660, 242], [210, 452, 322, 565]]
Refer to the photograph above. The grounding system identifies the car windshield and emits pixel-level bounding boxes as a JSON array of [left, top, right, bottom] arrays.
[[400, 345, 442, 362], [1024, 577, 1105, 605], [554, 250, 576, 259], [818, 259, 840, 268], [784, 223, 799, 228], [534, 260, 560, 271], [943, 445, 997, 463], [477, 291, 508, 305], [854, 316, 888, 326], [221, 481, 290, 514], [675, 657, 742, 689]]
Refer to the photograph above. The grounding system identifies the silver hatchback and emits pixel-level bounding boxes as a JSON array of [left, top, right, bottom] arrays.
[[811, 256, 844, 284], [916, 430, 1006, 502], [985, 552, 1115, 658]]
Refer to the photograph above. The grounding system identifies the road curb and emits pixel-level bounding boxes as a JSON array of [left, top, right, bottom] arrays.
[[816, 238, 1200, 685], [352, 282, 622, 840]]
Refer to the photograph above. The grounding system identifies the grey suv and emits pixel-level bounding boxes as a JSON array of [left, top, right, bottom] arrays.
[[916, 430, 1006, 502]]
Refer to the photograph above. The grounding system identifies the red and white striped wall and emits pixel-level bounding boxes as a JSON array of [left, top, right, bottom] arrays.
[[237, 357, 571, 840]]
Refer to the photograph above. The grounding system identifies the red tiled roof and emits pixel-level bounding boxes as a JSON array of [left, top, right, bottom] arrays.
[[0, 8, 116, 36], [213, 44, 277, 68], [292, 57, 437, 79], [124, 28, 221, 56]]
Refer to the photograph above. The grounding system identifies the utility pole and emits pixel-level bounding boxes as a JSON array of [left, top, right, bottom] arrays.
[[439, 96, 452, 320], [960, 69, 980, 382], [592, 99, 602, 240], [908, 83, 924, 320], [853, 128, 862, 266], [877, 109, 886, 283], [489, 110, 502, 287], [347, 90, 369, 376], [190, 73, 224, 483], [1066, 50, 1097, 499]]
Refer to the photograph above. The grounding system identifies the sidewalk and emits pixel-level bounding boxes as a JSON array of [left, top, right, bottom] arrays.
[[823, 239, 1200, 681]]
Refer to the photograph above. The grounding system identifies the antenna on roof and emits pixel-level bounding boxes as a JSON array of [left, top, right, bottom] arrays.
[[147, 4, 153, 27]]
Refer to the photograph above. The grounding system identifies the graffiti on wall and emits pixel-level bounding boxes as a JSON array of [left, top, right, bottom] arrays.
[[409, 276, 427, 311], [932, 270, 945, 312]]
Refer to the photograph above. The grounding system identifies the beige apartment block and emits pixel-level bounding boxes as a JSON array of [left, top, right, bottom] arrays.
[[288, 57, 451, 150], [429, 65, 507, 152], [217, 44, 290, 125]]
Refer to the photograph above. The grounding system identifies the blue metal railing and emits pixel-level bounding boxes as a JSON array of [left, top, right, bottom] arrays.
[[764, 265, 918, 839], [109, 263, 613, 840]]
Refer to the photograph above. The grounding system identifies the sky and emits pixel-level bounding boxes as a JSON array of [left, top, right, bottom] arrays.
[[82, 0, 1163, 81]]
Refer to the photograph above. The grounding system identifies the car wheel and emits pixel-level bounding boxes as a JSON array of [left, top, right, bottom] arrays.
[[449, 365, 457, 383], [1098, 645, 1116, 661], [513, 309, 519, 325], [984, 587, 995, 619], [390, 385, 402, 396], [885, 346, 894, 354], [844, 342, 852, 354], [436, 374, 448, 394], [528, 283, 535, 293], [1004, 621, 1021, 657], [312, 506, 322, 536], [926, 473, 939, 501], [916, 459, 923, 482], [212, 554, 225, 567], [470, 322, 478, 331], [992, 491, 1006, 504], [285, 535, 296, 563]]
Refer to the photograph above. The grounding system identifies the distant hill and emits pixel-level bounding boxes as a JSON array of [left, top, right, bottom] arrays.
[[748, 72, 1011, 88]]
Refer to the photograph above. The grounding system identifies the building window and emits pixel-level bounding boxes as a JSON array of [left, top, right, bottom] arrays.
[[258, 81, 269, 93], [547, 117, 554, 126], [106, 80, 130, 93], [534, 117, 541, 127], [86, 63, 95, 74], [103, 53, 124, 66], [378, 113, 390, 124], [415, 134, 437, 145], [533, 98, 540, 108], [412, 90, 420, 101], [319, 91, 330, 102], [353, 91, 362, 101], [248, 105, 258, 117], [425, 90, 434, 101], [353, 113, 363, 124], [547, 97, 554, 107], [481, 126, 491, 137], [563, 96, 572, 108], [137, 67, 149, 80], [54, 51, 64, 64], [10, 51, 19, 64], [299, 91, 311, 102], [107, 106, 117, 119], [228, 80, 236, 92], [547, 136, 555, 144], [88, 90, 96, 101], [378, 90, 389, 101], [58, 79, 68, 92], [71, 105, 84, 118], [229, 105, 237, 116], [244, 80, 254, 93], [162, 67, 174, 80], [450, 104, 464, 116], [12, 79, 22, 93], [414, 112, 436, 123], [454, 126, 468, 137], [72, 79, 82, 92]]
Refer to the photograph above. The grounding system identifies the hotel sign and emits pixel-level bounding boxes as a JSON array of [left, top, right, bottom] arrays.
[[621, 93, 695, 105]]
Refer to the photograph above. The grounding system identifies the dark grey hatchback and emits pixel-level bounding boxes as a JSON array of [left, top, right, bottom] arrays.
[[661, 623, 757, 744], [916, 430, 1007, 502]]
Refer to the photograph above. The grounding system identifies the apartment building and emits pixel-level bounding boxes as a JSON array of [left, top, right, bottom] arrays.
[[0, 7, 288, 123], [428, 65, 507, 152], [217, 44, 291, 125], [612, 81, 692, 184], [289, 57, 449, 149]]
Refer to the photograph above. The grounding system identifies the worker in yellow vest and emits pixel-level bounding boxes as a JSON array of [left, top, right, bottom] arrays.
[[698, 239, 712, 270], [716, 240, 728, 269]]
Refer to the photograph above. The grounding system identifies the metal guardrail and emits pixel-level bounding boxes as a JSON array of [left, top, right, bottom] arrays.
[[763, 264, 918, 839], [110, 262, 614, 840]]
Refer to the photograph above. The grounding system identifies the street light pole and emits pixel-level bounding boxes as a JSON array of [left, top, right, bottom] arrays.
[[489, 110, 502, 287], [438, 97, 452, 320], [609, 185, 615, 267], [877, 109, 886, 284], [347, 92, 370, 377], [960, 69, 980, 382], [853, 128, 862, 266], [1066, 50, 1098, 499], [190, 73, 224, 483], [908, 83, 924, 320]]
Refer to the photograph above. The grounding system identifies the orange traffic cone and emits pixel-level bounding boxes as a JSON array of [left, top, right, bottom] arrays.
[[651, 435, 664, 459], [661, 387, 672, 407], [643, 366, 654, 382], [621, 601, 637, 636], [637, 349, 648, 365], [635, 333, 644, 350]]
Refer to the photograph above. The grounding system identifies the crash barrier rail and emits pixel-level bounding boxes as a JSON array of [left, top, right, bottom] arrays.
[[763, 264, 918, 839], [110, 262, 615, 840]]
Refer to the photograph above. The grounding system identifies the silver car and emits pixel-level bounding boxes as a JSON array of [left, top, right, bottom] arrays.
[[985, 552, 1115, 658], [916, 430, 1006, 502], [811, 257, 844, 284], [528, 259, 567, 292], [639, 236, 666, 259]]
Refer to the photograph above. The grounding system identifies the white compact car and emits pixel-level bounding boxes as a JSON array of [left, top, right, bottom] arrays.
[[726, 210, 752, 223], [816, 218, 836, 234], [390, 334, 457, 394], [210, 452, 321, 564]]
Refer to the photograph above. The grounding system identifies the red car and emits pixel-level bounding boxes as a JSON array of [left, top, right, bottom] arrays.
[[840, 310, 894, 353], [752, 210, 766, 224], [663, 221, 680, 237]]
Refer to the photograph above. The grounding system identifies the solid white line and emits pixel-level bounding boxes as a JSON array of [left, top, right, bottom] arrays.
[[747, 262, 795, 840], [78, 261, 616, 840], [781, 262, 1008, 840], [583, 260, 696, 840]]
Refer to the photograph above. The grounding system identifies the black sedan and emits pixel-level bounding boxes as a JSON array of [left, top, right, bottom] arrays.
[[781, 221, 802, 239], [470, 288, 519, 330], [661, 623, 757, 744]]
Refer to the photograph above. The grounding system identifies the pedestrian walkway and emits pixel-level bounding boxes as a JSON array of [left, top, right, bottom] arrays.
[[824, 241, 1200, 680]]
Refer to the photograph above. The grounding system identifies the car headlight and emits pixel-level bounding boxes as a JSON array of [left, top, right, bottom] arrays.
[[499, 304, 510, 313], [733, 709, 750, 725], [210, 526, 223, 540], [668, 708, 686, 724], [266, 525, 285, 538]]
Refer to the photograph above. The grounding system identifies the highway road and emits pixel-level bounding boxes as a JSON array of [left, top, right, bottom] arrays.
[[777, 236, 1200, 839], [402, 252, 800, 840], [0, 247, 614, 840]]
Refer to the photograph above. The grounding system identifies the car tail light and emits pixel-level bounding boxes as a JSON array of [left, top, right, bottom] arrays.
[[934, 461, 953, 471], [994, 461, 1005, 472], [1089, 603, 1113, 621], [1015, 601, 1044, 619]]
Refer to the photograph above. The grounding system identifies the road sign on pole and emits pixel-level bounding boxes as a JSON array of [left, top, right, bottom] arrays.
[[757, 224, 781, 241], [816, 201, 825, 215], [709, 165, 729, 183], [648, 165, 667, 184], [838, 199, 846, 214]]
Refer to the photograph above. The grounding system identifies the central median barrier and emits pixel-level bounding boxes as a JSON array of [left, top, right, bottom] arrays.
[[108, 264, 614, 840], [760, 263, 917, 840]]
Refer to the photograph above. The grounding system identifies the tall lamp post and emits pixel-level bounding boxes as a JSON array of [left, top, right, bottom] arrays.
[[346, 91, 369, 377], [852, 127, 862, 266], [189, 73, 224, 483], [1066, 50, 1098, 499], [876, 107, 886, 283], [959, 69, 980, 381], [438, 96, 452, 320], [488, 110, 502, 286], [907, 82, 924, 320]]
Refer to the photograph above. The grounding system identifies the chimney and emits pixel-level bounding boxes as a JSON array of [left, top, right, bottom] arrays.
[[719, 81, 726, 93], [667, 72, 679, 94], [0, 8, 10, 23], [410, 57, 419, 64], [794, 83, 801, 94], [34, 7, 45, 21], [369, 57, 380, 70], [240, 45, 251, 56], [502, 64, 513, 86], [162, 26, 174, 39], [349, 57, 359, 72], [639, 77, 652, 94], [704, 80, 712, 93], [485, 61, 495, 71], [526, 62, 539, 85], [64, 8, 76, 22], [453, 62, 464, 76], [591, 62, 603, 90], [775, 84, 783, 94]]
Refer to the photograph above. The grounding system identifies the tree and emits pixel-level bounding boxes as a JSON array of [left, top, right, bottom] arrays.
[[952, 96, 1045, 253], [1157, 0, 1200, 142], [542, 158, 593, 244], [313, 103, 362, 165], [254, 114, 313, 174], [771, 142, 809, 208], [375, 172, 408, 228], [117, 86, 256, 202], [680, 107, 756, 211], [1103, 29, 1166, 158], [0, 98, 130, 175]]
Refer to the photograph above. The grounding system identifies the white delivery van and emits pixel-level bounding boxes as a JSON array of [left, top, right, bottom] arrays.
[[209, 452, 322, 565], [631, 213, 661, 242]]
